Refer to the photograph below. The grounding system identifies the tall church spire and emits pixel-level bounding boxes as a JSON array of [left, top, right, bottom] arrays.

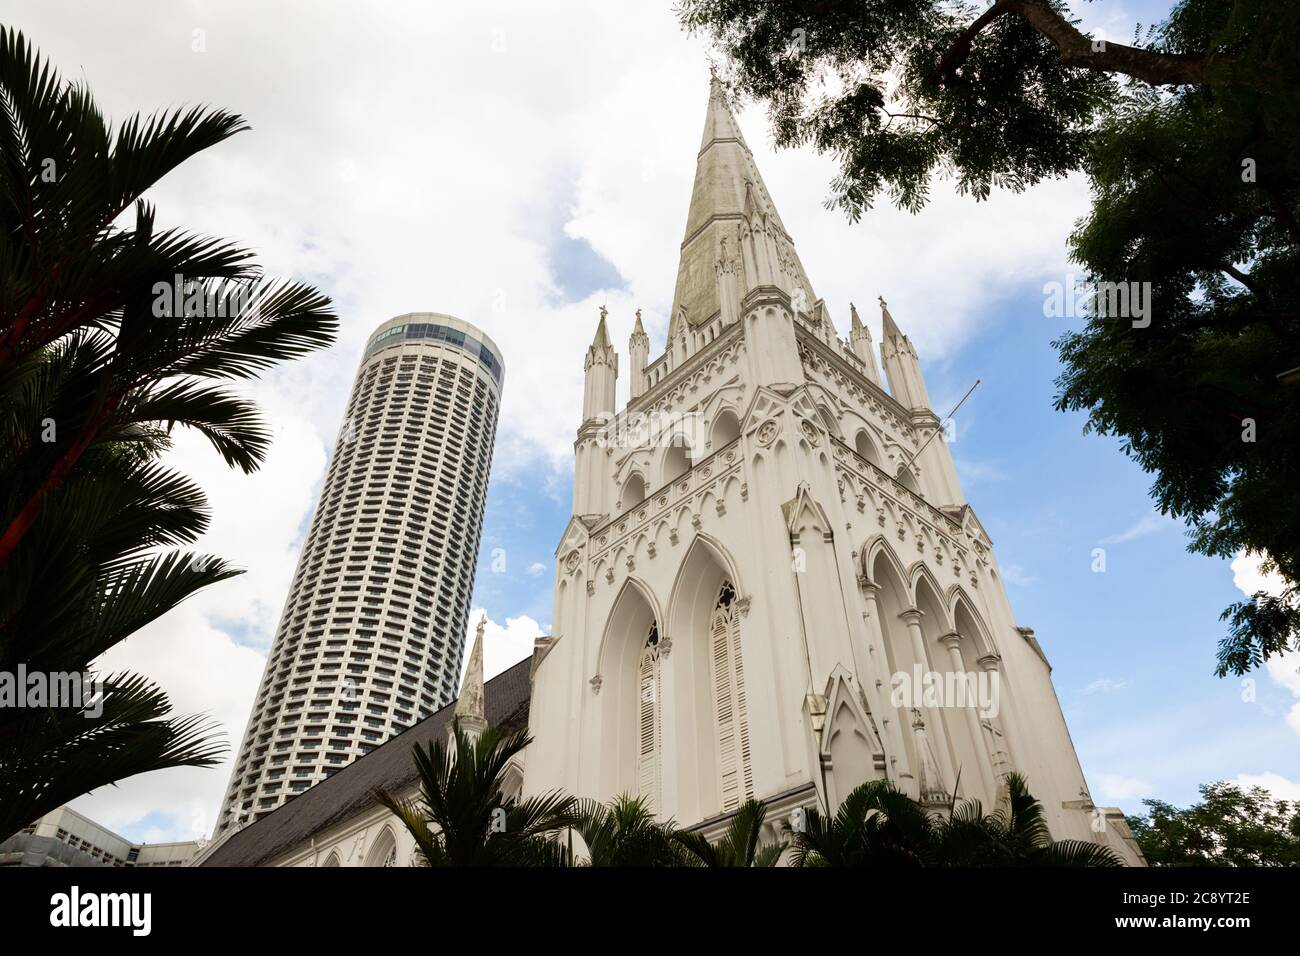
[[629, 308, 649, 400], [452, 615, 488, 744], [668, 76, 816, 331], [582, 304, 617, 422], [849, 302, 881, 387], [878, 296, 931, 412]]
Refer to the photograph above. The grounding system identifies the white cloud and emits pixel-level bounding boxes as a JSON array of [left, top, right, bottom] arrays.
[[1231, 772, 1300, 803], [527, 562, 547, 577], [1099, 509, 1177, 545], [70, 604, 266, 843], [953, 457, 1007, 485], [1084, 678, 1127, 695], [1096, 773, 1152, 802], [1229, 552, 1300, 741], [1231, 551, 1288, 599], [464, 610, 542, 684], [999, 563, 1036, 588], [9, 0, 1133, 840]]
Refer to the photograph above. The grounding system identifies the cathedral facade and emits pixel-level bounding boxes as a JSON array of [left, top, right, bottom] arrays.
[[520, 78, 1142, 863], [201, 78, 1142, 867]]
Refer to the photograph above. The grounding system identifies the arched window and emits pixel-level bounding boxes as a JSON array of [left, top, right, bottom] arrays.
[[710, 409, 741, 450], [854, 429, 883, 469], [709, 581, 753, 812], [662, 443, 690, 485], [321, 851, 341, 868], [637, 623, 662, 809], [816, 405, 841, 438], [364, 826, 398, 868], [622, 472, 646, 510]]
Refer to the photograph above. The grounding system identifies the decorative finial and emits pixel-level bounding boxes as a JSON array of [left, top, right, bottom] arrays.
[[600, 303, 607, 321], [476, 613, 487, 639], [635, 308, 641, 321], [878, 295, 887, 310]]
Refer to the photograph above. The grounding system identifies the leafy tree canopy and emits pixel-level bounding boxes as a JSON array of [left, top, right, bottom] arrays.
[[679, 0, 1300, 675], [1127, 781, 1300, 866]]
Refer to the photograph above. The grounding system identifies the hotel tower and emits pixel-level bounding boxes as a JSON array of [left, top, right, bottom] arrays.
[[215, 314, 504, 834]]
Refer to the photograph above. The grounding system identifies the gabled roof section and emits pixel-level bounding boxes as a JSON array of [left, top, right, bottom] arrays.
[[200, 658, 533, 867]]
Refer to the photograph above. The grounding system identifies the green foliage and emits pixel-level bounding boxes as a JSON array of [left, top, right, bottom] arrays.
[[377, 722, 576, 867], [792, 772, 1122, 866], [0, 27, 337, 837], [680, 0, 1300, 675], [564, 794, 692, 866], [1126, 781, 1300, 866], [387, 732, 1117, 867], [672, 797, 786, 866]]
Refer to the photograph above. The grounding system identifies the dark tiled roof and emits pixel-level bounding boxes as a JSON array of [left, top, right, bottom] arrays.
[[202, 657, 533, 867]]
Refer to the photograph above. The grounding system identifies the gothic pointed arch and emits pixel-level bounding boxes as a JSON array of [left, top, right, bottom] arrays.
[[592, 576, 663, 809], [321, 850, 341, 868], [620, 471, 647, 511], [709, 406, 742, 450], [595, 577, 663, 678], [860, 535, 908, 590], [910, 563, 953, 633], [363, 825, 398, 868], [820, 667, 885, 809], [950, 588, 996, 660], [852, 425, 886, 470], [666, 534, 752, 820], [661, 442, 691, 486], [784, 482, 833, 540]]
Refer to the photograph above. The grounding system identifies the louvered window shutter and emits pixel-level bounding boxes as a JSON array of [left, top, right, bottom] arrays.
[[711, 582, 753, 812], [637, 641, 660, 808]]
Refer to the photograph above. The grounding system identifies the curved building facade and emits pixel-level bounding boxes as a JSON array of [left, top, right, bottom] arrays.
[[216, 313, 504, 834]]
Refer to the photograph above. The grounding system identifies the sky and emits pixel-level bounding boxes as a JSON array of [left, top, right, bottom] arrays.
[[4, 0, 1295, 844]]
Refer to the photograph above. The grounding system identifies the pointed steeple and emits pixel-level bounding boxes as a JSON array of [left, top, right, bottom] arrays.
[[879, 296, 904, 346], [582, 304, 617, 422], [591, 305, 612, 349], [849, 301, 881, 386], [668, 75, 816, 331], [878, 296, 932, 413], [629, 308, 650, 400], [452, 615, 488, 743]]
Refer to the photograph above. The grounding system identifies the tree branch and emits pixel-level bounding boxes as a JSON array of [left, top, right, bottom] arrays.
[[936, 0, 1214, 89]]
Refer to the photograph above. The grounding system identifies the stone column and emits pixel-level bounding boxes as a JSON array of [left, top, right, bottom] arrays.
[[899, 607, 954, 793], [909, 708, 948, 807], [940, 631, 998, 801], [858, 579, 913, 791], [976, 653, 1018, 787]]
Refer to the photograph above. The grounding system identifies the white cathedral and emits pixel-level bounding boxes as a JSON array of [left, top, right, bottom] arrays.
[[200, 79, 1143, 867]]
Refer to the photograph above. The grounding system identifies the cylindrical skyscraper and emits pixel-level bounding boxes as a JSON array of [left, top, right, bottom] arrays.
[[215, 313, 504, 834]]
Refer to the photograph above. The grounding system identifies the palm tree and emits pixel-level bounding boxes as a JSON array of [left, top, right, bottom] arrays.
[[672, 798, 786, 867], [377, 721, 575, 866], [936, 773, 1124, 867], [563, 795, 688, 867], [791, 779, 940, 866], [0, 27, 337, 837], [791, 774, 1123, 867]]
